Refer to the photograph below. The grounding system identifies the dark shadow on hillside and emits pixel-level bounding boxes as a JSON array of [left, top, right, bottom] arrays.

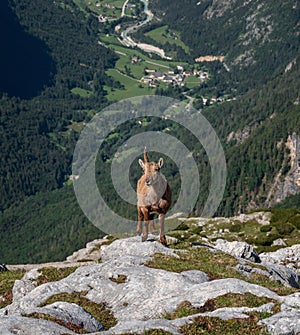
[[0, 0, 55, 99]]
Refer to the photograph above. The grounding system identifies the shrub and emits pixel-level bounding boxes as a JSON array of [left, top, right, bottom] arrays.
[[190, 226, 203, 234], [270, 208, 299, 225], [274, 223, 294, 235], [289, 214, 300, 229], [174, 222, 190, 231], [260, 225, 272, 233], [255, 233, 280, 246], [229, 223, 242, 233]]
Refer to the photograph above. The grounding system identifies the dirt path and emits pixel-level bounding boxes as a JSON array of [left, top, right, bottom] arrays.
[[121, 0, 129, 17]]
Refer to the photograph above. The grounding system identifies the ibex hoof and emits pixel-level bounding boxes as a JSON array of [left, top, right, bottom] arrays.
[[141, 236, 148, 242], [160, 235, 168, 247]]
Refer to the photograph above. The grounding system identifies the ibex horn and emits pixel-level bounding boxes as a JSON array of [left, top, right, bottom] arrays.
[[144, 146, 149, 162]]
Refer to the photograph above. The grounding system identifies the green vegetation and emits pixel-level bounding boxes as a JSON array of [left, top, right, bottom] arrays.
[[71, 87, 93, 98], [0, 186, 102, 264], [165, 293, 279, 320], [104, 68, 151, 100], [145, 25, 190, 54], [36, 267, 78, 286], [165, 210, 300, 254], [150, 0, 300, 92], [0, 270, 25, 308], [179, 314, 269, 335], [146, 246, 297, 296], [40, 291, 117, 330]]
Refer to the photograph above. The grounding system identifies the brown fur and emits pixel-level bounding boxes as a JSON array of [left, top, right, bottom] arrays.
[[136, 148, 172, 246]]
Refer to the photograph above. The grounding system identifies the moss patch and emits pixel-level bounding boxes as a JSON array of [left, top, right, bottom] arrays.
[[165, 293, 279, 320], [37, 267, 78, 286], [0, 270, 25, 308], [179, 313, 269, 335], [40, 291, 117, 330]]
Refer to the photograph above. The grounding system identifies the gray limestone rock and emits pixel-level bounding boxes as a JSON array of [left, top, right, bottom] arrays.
[[258, 309, 300, 335], [100, 235, 179, 263], [0, 314, 77, 335], [272, 238, 287, 247], [66, 237, 109, 263], [12, 268, 41, 303], [260, 244, 300, 268], [262, 262, 300, 289], [1, 236, 299, 335], [214, 239, 261, 262], [26, 301, 104, 333]]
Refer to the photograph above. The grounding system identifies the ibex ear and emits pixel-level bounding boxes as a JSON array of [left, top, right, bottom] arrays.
[[138, 159, 145, 169], [158, 158, 164, 168]]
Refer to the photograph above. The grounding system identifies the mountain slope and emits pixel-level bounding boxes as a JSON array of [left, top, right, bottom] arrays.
[[149, 0, 300, 92], [1, 0, 300, 263]]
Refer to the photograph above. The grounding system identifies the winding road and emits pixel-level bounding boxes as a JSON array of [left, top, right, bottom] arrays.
[[120, 0, 171, 59]]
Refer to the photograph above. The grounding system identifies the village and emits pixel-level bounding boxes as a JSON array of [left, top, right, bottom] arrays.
[[131, 57, 210, 89]]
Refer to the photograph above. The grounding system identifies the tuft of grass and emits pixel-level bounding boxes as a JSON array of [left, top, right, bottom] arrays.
[[165, 301, 202, 320], [40, 291, 117, 330], [146, 248, 238, 280], [0, 270, 25, 308], [213, 293, 280, 312], [179, 313, 269, 335], [165, 293, 280, 320], [229, 222, 242, 233], [37, 267, 78, 286], [260, 226, 272, 233]]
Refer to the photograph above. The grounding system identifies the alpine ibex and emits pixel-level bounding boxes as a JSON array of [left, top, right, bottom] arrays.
[[136, 148, 172, 246]]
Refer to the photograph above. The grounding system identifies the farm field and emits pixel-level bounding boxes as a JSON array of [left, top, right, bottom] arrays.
[[71, 0, 207, 101], [72, 0, 123, 18], [145, 25, 190, 53]]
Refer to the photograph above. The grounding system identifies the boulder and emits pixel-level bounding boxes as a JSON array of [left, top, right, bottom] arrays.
[[258, 309, 300, 335], [0, 314, 77, 335], [262, 262, 300, 289], [259, 244, 300, 266], [26, 301, 104, 332], [214, 239, 261, 263]]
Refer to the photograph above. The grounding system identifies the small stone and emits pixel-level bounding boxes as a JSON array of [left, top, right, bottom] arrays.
[[272, 238, 287, 247]]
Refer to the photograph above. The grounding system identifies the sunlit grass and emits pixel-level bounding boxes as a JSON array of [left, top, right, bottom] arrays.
[[146, 246, 298, 296], [0, 270, 25, 308]]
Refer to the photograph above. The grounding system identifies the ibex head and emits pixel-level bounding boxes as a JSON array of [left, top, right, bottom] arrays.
[[139, 147, 164, 186]]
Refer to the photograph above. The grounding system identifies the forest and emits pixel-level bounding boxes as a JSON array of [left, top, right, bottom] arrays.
[[1, 0, 300, 263]]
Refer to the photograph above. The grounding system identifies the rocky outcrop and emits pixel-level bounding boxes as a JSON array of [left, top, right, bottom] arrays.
[[0, 236, 299, 334], [260, 244, 300, 268], [213, 239, 300, 289], [214, 239, 261, 263], [195, 55, 225, 62], [266, 133, 300, 207]]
